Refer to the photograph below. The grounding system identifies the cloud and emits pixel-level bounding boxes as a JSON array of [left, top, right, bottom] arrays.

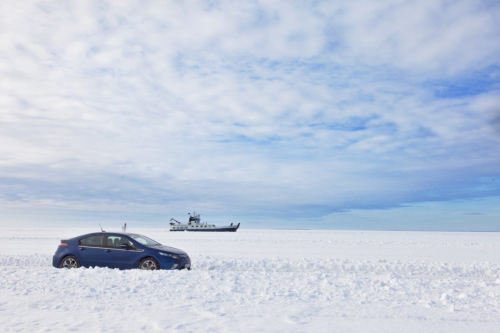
[[0, 0, 499, 226], [329, 0, 500, 75]]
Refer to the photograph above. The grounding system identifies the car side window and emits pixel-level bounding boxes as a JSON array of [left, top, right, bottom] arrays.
[[125, 239, 137, 250], [79, 235, 104, 247], [106, 235, 136, 250], [106, 235, 121, 248]]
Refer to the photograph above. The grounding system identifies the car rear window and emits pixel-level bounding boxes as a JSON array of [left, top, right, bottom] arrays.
[[79, 235, 104, 247]]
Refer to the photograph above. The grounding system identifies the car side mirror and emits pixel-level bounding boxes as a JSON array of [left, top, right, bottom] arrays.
[[120, 244, 129, 250]]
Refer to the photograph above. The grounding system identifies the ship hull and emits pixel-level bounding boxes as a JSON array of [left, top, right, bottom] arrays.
[[170, 223, 240, 232]]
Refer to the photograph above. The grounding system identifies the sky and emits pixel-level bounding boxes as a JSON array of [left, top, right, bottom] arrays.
[[1, 0, 500, 230]]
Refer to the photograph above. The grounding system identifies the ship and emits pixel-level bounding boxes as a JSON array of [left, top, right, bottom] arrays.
[[169, 212, 240, 232]]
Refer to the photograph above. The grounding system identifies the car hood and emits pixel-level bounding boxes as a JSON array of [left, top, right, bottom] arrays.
[[153, 245, 187, 255]]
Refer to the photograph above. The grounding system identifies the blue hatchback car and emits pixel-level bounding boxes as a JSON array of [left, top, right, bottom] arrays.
[[52, 232, 190, 270]]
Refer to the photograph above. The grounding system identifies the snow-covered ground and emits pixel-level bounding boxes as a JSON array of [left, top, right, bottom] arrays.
[[0, 228, 499, 332]]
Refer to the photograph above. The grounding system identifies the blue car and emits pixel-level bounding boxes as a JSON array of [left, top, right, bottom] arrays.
[[52, 232, 191, 270]]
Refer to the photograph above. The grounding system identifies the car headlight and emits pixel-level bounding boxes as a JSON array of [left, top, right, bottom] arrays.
[[159, 252, 179, 259]]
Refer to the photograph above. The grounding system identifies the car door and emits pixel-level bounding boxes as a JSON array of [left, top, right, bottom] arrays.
[[77, 234, 106, 267], [102, 235, 138, 269]]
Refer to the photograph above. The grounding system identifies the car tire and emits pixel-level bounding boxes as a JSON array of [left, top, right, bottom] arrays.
[[60, 255, 80, 269], [139, 257, 159, 270]]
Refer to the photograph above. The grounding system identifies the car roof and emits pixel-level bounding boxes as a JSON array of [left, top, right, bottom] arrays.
[[69, 231, 140, 239]]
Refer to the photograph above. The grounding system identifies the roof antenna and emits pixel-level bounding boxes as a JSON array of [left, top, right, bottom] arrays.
[[99, 224, 105, 232]]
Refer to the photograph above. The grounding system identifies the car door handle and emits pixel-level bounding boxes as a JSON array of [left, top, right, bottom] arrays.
[[105, 249, 111, 252], [79, 247, 85, 251]]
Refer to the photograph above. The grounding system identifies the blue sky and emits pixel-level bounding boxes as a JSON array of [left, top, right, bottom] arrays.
[[1, 0, 500, 230]]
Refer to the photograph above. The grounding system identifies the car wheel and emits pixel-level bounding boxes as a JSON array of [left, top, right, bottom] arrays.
[[139, 257, 159, 270], [60, 255, 80, 269]]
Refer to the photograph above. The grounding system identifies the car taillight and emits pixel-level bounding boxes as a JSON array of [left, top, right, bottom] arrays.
[[60, 242, 68, 246]]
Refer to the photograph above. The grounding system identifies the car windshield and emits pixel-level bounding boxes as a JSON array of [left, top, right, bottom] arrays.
[[129, 234, 161, 246]]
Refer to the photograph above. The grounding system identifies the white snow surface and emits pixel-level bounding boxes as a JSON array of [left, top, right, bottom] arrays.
[[0, 228, 499, 332]]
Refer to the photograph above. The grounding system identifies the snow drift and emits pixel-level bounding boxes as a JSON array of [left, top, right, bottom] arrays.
[[0, 229, 499, 332]]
